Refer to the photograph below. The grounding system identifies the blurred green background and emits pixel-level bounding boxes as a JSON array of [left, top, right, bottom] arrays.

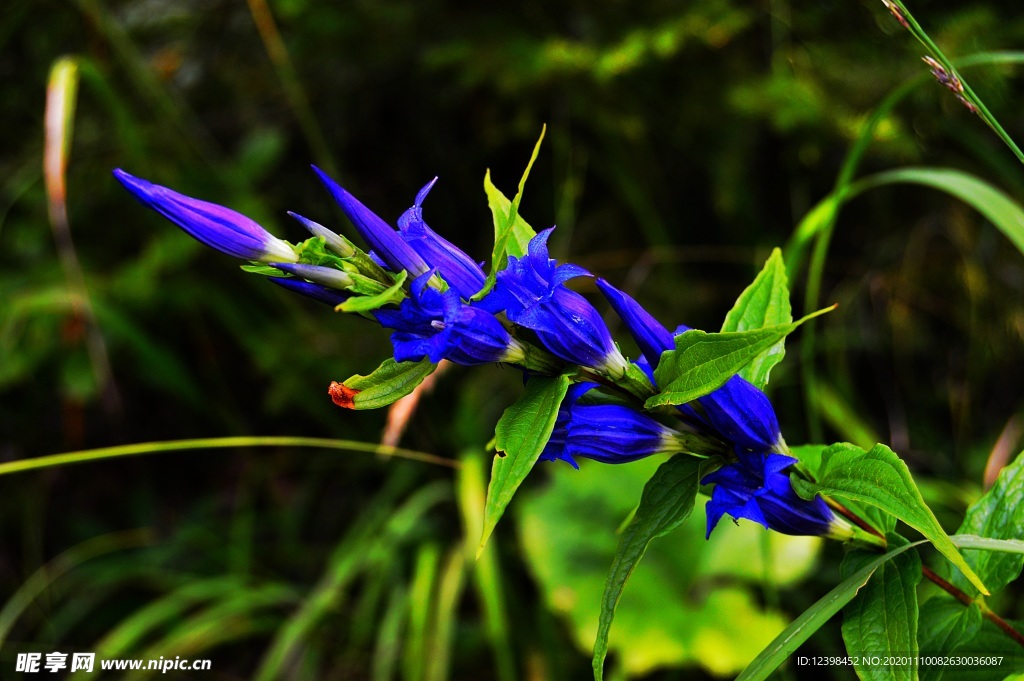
[[2, 0, 1023, 678]]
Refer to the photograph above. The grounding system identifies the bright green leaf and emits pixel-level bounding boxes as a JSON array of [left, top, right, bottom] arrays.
[[476, 126, 545, 298], [918, 597, 983, 681], [479, 373, 571, 555], [841, 534, 922, 681], [592, 455, 706, 681], [336, 270, 408, 313], [949, 450, 1024, 596], [720, 248, 792, 389], [647, 306, 833, 409], [334, 358, 437, 410], [794, 443, 988, 595]]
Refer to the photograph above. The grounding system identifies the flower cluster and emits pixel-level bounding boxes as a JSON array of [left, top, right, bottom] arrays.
[[115, 167, 850, 540]]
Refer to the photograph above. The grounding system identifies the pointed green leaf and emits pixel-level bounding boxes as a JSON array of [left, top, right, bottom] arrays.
[[841, 534, 922, 681], [476, 126, 546, 298], [918, 597, 983, 681], [333, 357, 436, 410], [737, 540, 922, 681], [794, 443, 988, 595], [720, 248, 792, 389], [336, 270, 407, 313], [647, 307, 833, 409], [949, 450, 1024, 596], [479, 373, 571, 555], [592, 455, 706, 681]]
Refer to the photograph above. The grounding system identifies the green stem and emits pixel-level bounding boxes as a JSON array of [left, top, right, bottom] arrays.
[[0, 437, 460, 477]]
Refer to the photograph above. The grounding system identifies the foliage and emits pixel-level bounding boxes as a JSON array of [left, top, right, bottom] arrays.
[[2, 1, 1024, 680]]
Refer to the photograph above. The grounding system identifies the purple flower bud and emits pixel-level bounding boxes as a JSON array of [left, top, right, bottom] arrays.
[[311, 166, 430, 278], [397, 178, 486, 298], [373, 273, 525, 366], [113, 169, 297, 263], [270, 262, 354, 290], [287, 212, 354, 257], [539, 382, 684, 467], [597, 278, 782, 451]]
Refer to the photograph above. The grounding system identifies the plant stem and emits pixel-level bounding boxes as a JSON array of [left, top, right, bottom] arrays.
[[921, 565, 1024, 649], [0, 437, 460, 478]]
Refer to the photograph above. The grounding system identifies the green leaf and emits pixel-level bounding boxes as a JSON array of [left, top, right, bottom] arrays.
[[479, 373, 571, 555], [720, 248, 792, 389], [332, 358, 437, 410], [850, 168, 1024, 258], [952, 535, 1024, 555], [592, 455, 706, 681], [240, 263, 288, 276], [476, 126, 545, 299], [918, 597, 983, 681], [647, 306, 833, 409], [336, 270, 407, 313], [841, 533, 922, 681], [737, 540, 921, 681], [794, 443, 988, 595], [949, 450, 1024, 596]]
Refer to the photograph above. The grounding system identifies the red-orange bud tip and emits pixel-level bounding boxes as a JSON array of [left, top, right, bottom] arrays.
[[328, 381, 360, 409]]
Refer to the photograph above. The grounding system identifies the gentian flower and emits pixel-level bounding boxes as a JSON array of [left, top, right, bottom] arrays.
[[539, 383, 689, 468], [313, 166, 431, 278], [596, 278, 782, 452], [702, 452, 847, 538], [397, 178, 487, 298], [374, 273, 526, 366], [113, 169, 298, 263], [486, 229, 629, 376]]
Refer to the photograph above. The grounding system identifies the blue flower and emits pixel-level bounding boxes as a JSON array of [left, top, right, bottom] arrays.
[[114, 169, 298, 263], [397, 178, 486, 298], [267, 277, 350, 307], [312, 166, 431, 278], [374, 273, 525, 366], [702, 452, 837, 537], [486, 229, 629, 376], [539, 382, 685, 468], [313, 169, 487, 299], [596, 278, 782, 452]]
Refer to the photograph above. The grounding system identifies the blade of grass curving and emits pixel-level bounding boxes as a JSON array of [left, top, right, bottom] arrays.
[[122, 583, 297, 681], [787, 50, 1024, 442], [404, 544, 441, 681], [736, 540, 923, 681], [425, 546, 468, 681], [96, 576, 269, 656], [0, 529, 154, 649], [373, 583, 409, 681], [45, 56, 121, 415], [457, 451, 516, 681], [0, 436, 459, 477], [255, 481, 449, 681], [849, 167, 1024, 256], [952, 535, 1024, 556]]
